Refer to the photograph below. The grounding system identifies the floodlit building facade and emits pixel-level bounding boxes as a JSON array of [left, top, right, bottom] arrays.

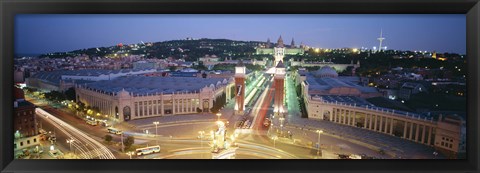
[[256, 36, 305, 65], [299, 66, 463, 156], [75, 76, 234, 121]]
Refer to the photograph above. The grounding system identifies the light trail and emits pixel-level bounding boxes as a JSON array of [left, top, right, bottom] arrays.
[[36, 108, 116, 159]]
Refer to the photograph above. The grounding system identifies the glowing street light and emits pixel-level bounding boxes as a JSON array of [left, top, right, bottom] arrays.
[[66, 138, 75, 153], [198, 131, 205, 148], [279, 117, 285, 134], [316, 130, 324, 156], [216, 113, 222, 121], [153, 121, 160, 145], [272, 136, 278, 148], [126, 151, 134, 159]]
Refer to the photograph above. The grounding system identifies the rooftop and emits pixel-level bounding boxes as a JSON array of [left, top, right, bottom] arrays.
[[82, 76, 229, 95], [311, 95, 430, 120], [29, 68, 154, 85], [306, 74, 378, 93]]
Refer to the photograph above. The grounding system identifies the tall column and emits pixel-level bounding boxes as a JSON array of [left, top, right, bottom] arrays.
[[422, 125, 428, 144], [338, 110, 342, 124], [379, 116, 384, 132], [415, 124, 421, 142], [335, 110, 339, 123], [136, 102, 140, 117], [172, 98, 176, 115], [409, 122, 414, 140], [161, 98, 164, 116], [352, 111, 357, 126], [189, 99, 192, 113], [428, 127, 433, 145], [403, 121, 408, 138], [181, 99, 184, 113], [384, 117, 388, 133], [363, 114, 367, 128], [330, 110, 334, 121], [346, 111, 350, 125], [373, 115, 378, 131], [183, 99, 186, 113], [369, 114, 373, 130], [144, 101, 148, 116], [390, 118, 394, 135]]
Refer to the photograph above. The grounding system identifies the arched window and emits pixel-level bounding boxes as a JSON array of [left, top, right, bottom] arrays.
[[123, 106, 131, 121], [115, 106, 119, 119]]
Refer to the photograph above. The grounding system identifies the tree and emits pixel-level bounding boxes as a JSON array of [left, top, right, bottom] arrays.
[[104, 134, 113, 143], [168, 66, 177, 72], [65, 87, 76, 101], [123, 136, 135, 149]]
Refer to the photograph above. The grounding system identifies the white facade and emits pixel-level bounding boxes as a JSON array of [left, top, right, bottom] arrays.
[[274, 47, 285, 66], [14, 134, 42, 151], [75, 79, 233, 122]]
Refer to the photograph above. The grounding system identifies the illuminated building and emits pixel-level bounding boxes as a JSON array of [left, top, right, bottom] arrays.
[[75, 76, 234, 121], [256, 36, 305, 65]]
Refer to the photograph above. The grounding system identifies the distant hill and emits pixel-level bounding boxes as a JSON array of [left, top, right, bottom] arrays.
[[38, 38, 268, 61]]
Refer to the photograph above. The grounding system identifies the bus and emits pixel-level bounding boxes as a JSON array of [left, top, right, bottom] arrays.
[[136, 145, 161, 156], [107, 128, 123, 135]]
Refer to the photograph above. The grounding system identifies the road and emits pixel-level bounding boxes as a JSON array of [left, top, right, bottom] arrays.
[[36, 108, 115, 159], [24, 73, 397, 159]]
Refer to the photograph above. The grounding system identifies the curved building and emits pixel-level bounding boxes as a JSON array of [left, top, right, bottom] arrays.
[[75, 76, 234, 121]]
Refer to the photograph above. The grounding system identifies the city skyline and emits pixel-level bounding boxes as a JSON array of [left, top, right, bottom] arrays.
[[15, 14, 466, 55]]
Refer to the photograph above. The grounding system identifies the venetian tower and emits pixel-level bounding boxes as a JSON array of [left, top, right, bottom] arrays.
[[274, 60, 286, 115], [234, 59, 246, 115]]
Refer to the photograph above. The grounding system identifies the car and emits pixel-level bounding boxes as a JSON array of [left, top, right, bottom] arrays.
[[263, 118, 271, 127], [39, 129, 47, 135], [48, 149, 64, 159], [337, 154, 350, 159]]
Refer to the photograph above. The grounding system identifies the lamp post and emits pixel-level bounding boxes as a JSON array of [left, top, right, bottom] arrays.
[[153, 121, 159, 145], [198, 131, 205, 148], [279, 117, 285, 135], [316, 130, 324, 156], [126, 151, 134, 159], [272, 136, 278, 148], [199, 131, 205, 158], [268, 122, 274, 135], [121, 132, 124, 152], [66, 138, 74, 153], [216, 113, 222, 121]]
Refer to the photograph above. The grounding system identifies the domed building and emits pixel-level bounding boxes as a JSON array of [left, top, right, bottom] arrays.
[[314, 66, 338, 78], [302, 65, 381, 98]]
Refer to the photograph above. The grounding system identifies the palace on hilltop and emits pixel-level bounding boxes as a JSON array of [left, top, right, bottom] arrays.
[[255, 36, 305, 65]]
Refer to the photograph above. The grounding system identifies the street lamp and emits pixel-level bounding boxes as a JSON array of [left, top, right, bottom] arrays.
[[126, 151, 134, 159], [121, 133, 125, 152], [153, 121, 159, 145], [198, 131, 205, 148], [272, 136, 278, 148], [66, 138, 74, 153], [198, 131, 205, 158], [316, 130, 324, 156], [279, 117, 285, 135], [216, 113, 222, 121]]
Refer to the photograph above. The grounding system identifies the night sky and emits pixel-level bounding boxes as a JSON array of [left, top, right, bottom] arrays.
[[15, 14, 466, 55]]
